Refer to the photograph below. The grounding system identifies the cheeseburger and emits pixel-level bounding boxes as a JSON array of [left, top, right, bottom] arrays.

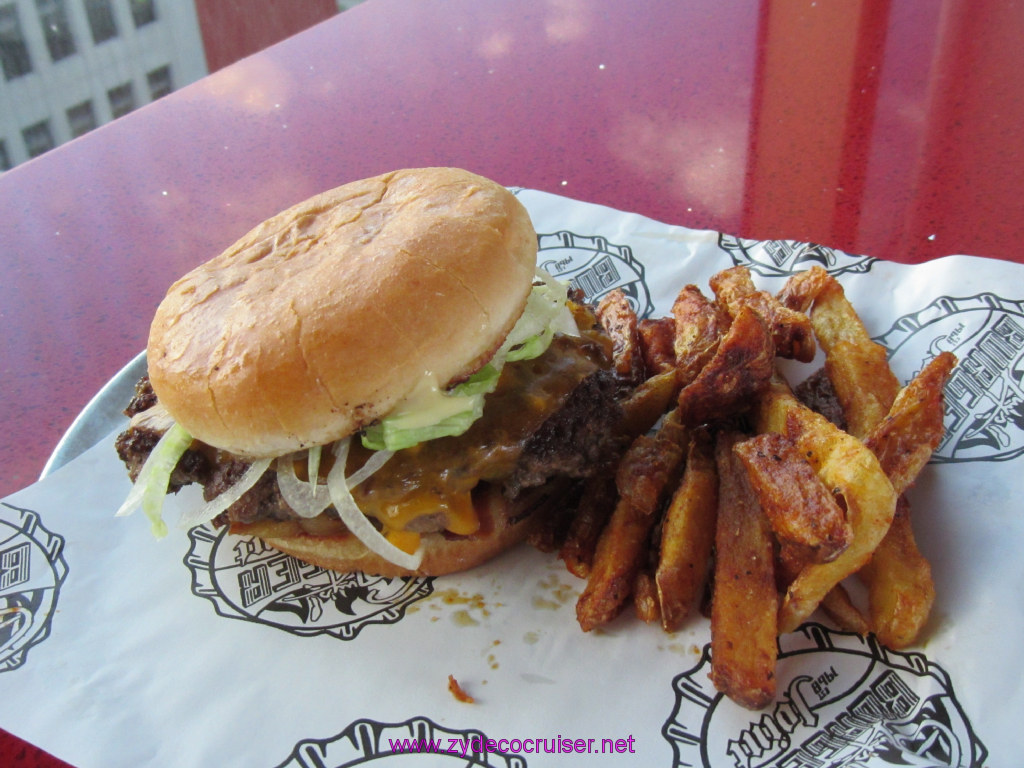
[[115, 167, 623, 576]]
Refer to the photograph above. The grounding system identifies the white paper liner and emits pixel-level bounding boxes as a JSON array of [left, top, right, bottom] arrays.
[[1, 188, 1019, 767]]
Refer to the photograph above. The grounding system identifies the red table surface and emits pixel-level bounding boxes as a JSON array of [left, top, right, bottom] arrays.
[[1, 0, 1022, 765]]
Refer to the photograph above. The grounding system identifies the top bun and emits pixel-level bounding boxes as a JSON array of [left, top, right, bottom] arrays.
[[147, 167, 537, 458]]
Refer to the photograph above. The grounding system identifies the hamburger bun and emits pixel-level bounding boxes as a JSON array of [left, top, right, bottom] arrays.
[[147, 167, 537, 458]]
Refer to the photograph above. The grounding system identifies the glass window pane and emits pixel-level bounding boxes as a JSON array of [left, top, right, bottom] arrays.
[[0, 3, 33, 79], [66, 100, 97, 137], [85, 0, 117, 45], [147, 64, 172, 100], [130, 0, 156, 28], [22, 120, 55, 158], [35, 0, 77, 62], [107, 81, 135, 118]]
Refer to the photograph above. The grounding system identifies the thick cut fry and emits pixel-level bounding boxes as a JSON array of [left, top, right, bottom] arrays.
[[671, 285, 727, 386], [754, 376, 896, 634], [710, 266, 816, 362], [734, 432, 852, 564], [638, 316, 677, 376], [857, 352, 954, 647], [633, 570, 661, 624], [597, 289, 645, 390], [677, 306, 775, 426], [710, 431, 778, 710], [859, 497, 935, 648], [560, 464, 619, 578], [776, 264, 831, 313], [576, 425, 686, 631], [804, 276, 900, 439], [864, 351, 957, 496], [618, 369, 679, 438], [655, 429, 718, 632]]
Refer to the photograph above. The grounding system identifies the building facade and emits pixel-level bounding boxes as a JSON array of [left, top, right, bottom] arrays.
[[0, 0, 208, 170]]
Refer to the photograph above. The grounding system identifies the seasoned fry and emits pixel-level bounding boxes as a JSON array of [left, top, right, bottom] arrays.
[[560, 464, 619, 578], [859, 497, 935, 648], [655, 429, 718, 632], [638, 316, 677, 376], [671, 285, 727, 386], [633, 570, 661, 624], [618, 369, 679, 438], [734, 432, 852, 564], [710, 431, 778, 710], [754, 375, 897, 634], [576, 422, 686, 632], [677, 305, 775, 426], [710, 265, 816, 362], [864, 351, 957, 496], [597, 288, 645, 390]]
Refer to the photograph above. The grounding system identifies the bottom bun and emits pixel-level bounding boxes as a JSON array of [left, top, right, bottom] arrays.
[[228, 483, 561, 578]]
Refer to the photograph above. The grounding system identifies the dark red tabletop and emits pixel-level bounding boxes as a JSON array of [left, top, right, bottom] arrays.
[[2, 0, 1022, 765]]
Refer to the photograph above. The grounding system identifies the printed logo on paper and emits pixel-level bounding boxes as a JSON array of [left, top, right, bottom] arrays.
[[275, 716, 526, 767], [662, 623, 987, 768], [876, 293, 1024, 463], [718, 235, 877, 278], [185, 524, 432, 640], [0, 503, 68, 673], [537, 230, 655, 318]]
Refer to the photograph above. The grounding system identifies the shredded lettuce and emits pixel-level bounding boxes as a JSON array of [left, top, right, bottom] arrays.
[[360, 271, 578, 451], [115, 421, 194, 538]]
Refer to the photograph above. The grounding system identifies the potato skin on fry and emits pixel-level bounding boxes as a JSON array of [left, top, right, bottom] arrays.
[[710, 431, 778, 710], [575, 428, 685, 632], [655, 429, 718, 632], [677, 306, 775, 426], [733, 432, 852, 564]]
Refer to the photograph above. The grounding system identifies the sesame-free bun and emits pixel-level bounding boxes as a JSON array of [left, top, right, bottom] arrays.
[[147, 168, 537, 458]]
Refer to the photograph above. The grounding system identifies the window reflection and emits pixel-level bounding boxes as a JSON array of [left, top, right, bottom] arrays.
[[0, 0, 362, 171], [36, 0, 76, 62]]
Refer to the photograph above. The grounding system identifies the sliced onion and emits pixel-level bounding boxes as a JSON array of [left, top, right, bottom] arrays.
[[276, 454, 332, 518], [116, 421, 194, 539], [306, 445, 322, 494], [327, 437, 423, 571], [345, 447, 394, 488], [177, 457, 273, 529]]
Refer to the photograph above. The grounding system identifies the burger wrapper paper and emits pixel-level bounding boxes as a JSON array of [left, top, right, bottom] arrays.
[[0, 189, 1019, 768]]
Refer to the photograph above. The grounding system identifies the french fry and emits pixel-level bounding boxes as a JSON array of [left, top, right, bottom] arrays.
[[638, 316, 677, 376], [710, 266, 816, 362], [864, 351, 957, 496], [618, 369, 679, 438], [734, 432, 852, 564], [671, 284, 727, 387], [754, 375, 897, 634], [858, 351, 955, 647], [655, 429, 718, 632], [597, 288, 645, 390], [710, 431, 778, 710], [676, 305, 775, 426], [576, 418, 686, 632], [633, 570, 661, 624], [559, 464, 619, 579]]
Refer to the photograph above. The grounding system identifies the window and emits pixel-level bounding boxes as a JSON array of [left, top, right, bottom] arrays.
[[107, 81, 135, 118], [22, 120, 54, 158], [84, 0, 117, 44], [146, 64, 172, 100], [36, 0, 76, 62], [66, 100, 97, 137], [0, 139, 11, 171], [130, 0, 156, 28], [0, 3, 32, 80]]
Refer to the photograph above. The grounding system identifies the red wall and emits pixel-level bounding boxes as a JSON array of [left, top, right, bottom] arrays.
[[194, 0, 339, 72]]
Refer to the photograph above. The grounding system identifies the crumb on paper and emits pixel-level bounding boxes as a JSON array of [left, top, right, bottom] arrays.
[[448, 674, 475, 704]]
